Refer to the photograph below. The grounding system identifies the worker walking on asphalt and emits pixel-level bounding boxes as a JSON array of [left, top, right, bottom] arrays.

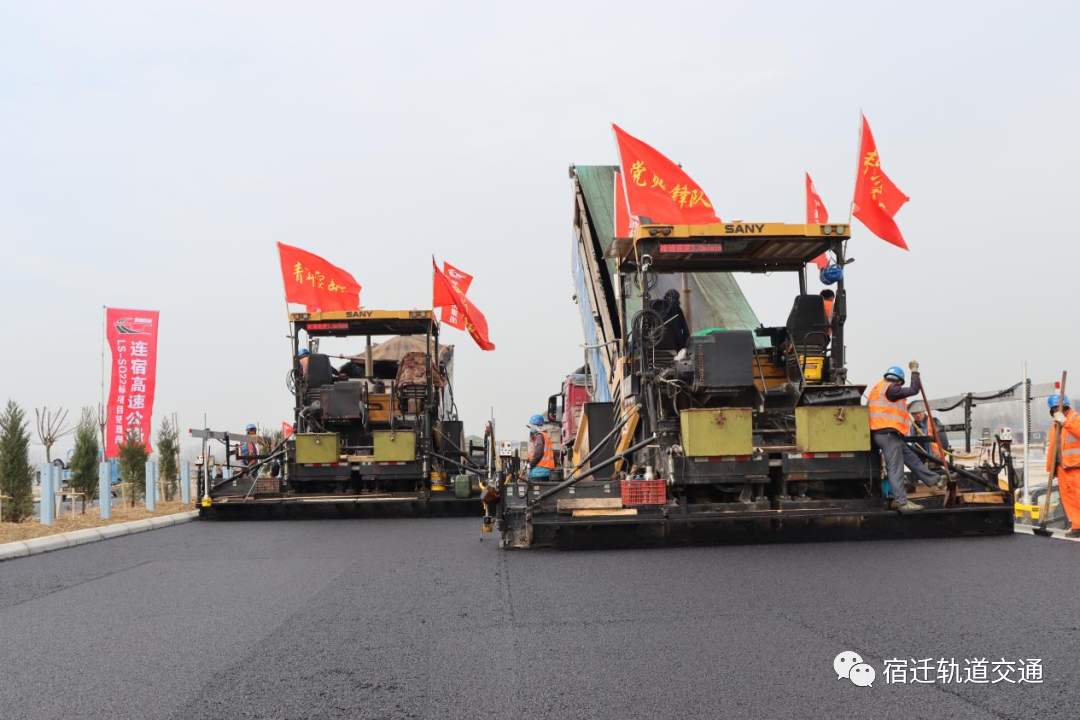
[[1047, 394, 1080, 538], [527, 414, 557, 481], [867, 362, 942, 512]]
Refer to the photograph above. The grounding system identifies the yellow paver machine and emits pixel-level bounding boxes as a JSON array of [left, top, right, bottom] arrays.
[[484, 166, 1016, 547], [200, 309, 493, 517]]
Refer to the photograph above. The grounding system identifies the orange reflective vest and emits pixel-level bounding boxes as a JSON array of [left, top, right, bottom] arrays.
[[868, 380, 910, 434], [537, 430, 556, 470], [1047, 409, 1080, 471], [299, 356, 309, 378], [823, 299, 834, 320], [239, 440, 258, 466]]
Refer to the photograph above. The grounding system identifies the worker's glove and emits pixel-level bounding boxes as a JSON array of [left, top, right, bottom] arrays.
[[908, 360, 920, 372], [1054, 412, 1068, 424]]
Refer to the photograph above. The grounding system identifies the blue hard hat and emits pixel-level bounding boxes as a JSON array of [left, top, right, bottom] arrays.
[[819, 263, 844, 285], [245, 423, 257, 432], [297, 348, 310, 358], [1048, 394, 1071, 410], [527, 413, 545, 428], [884, 366, 905, 382]]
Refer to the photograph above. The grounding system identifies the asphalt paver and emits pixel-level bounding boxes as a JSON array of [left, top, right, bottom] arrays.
[[1, 518, 1075, 719]]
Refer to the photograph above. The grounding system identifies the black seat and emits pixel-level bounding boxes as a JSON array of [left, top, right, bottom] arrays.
[[785, 296, 830, 351], [305, 353, 334, 388]]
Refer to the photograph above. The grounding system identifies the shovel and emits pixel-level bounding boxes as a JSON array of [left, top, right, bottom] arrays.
[[1034, 371, 1067, 537]]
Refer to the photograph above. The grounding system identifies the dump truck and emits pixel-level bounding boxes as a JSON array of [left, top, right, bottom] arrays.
[[199, 309, 491, 515], [487, 165, 1015, 547]]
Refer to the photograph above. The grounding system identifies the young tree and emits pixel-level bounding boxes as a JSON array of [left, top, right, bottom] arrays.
[[117, 430, 148, 508], [157, 417, 179, 502], [69, 407, 100, 513], [0, 401, 35, 522], [35, 406, 73, 463], [258, 425, 285, 453]]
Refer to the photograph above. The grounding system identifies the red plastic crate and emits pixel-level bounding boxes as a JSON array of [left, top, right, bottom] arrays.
[[621, 479, 667, 506]]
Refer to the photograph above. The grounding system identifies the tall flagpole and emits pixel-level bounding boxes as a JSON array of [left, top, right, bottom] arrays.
[[848, 109, 864, 226], [100, 305, 107, 452]]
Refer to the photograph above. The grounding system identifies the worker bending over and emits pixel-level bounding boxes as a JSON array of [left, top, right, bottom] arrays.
[[867, 361, 942, 513], [526, 414, 557, 481], [1047, 394, 1080, 538]]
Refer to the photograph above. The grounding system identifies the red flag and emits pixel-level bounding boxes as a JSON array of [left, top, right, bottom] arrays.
[[612, 124, 720, 225], [614, 170, 633, 238], [433, 258, 495, 351], [282, 422, 294, 437], [277, 242, 362, 312], [439, 262, 473, 330], [852, 115, 910, 250], [806, 172, 830, 269], [105, 308, 160, 458]]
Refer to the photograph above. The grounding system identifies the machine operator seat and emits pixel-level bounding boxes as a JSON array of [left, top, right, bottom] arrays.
[[783, 295, 830, 385], [304, 353, 335, 390], [785, 295, 830, 350]]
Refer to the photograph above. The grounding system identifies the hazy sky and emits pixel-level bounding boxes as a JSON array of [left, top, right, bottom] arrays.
[[2, 0, 1078, 462]]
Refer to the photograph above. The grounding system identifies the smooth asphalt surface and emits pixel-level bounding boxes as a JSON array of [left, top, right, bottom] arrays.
[[0, 517, 1076, 720]]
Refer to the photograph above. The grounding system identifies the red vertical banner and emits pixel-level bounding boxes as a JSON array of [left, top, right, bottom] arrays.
[[806, 172, 831, 270], [105, 308, 160, 458]]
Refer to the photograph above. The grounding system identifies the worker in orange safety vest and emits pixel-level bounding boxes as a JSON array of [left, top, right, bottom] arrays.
[[867, 361, 943, 513], [526, 413, 556, 480], [1047, 394, 1080, 538]]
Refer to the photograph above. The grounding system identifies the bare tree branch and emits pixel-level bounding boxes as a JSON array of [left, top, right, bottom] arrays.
[[35, 406, 74, 464]]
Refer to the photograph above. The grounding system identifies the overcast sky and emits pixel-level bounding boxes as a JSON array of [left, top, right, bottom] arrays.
[[2, 0, 1078, 462]]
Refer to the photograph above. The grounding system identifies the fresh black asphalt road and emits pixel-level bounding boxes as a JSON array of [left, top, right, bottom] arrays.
[[0, 517, 1076, 719]]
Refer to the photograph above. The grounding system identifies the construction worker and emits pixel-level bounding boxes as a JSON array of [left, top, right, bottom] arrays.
[[1047, 394, 1080, 538], [526, 413, 557, 481], [820, 289, 835, 321], [237, 424, 260, 467], [867, 362, 943, 512], [909, 408, 951, 462], [297, 348, 310, 379], [650, 289, 691, 350]]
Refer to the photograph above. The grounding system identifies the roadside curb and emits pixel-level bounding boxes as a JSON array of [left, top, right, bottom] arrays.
[[0, 510, 199, 563]]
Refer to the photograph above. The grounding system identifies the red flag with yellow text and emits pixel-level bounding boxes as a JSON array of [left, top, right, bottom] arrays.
[[277, 242, 362, 312], [612, 124, 720, 225], [806, 172, 830, 269], [852, 115, 910, 250], [439, 262, 473, 330], [433, 259, 495, 351]]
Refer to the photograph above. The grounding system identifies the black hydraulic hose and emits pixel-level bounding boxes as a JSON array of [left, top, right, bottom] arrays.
[[427, 450, 482, 475], [907, 443, 999, 492], [533, 434, 658, 505]]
